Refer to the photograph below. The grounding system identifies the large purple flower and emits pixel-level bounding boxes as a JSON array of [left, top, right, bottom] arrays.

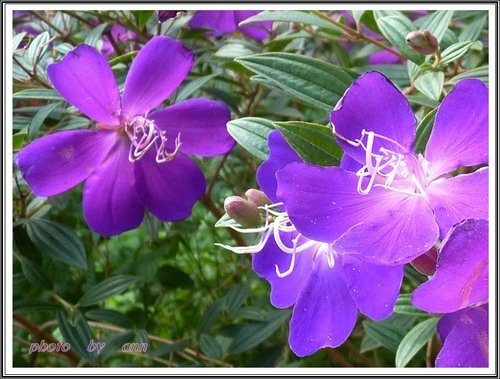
[[15, 36, 235, 236], [277, 72, 488, 265], [412, 218, 488, 367], [248, 131, 404, 357], [188, 11, 271, 41]]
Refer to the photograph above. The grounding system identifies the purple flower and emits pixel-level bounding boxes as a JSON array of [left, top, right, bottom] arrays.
[[276, 72, 488, 265], [15, 36, 235, 236], [100, 24, 138, 57], [188, 11, 271, 41], [157, 11, 178, 23], [223, 130, 404, 357], [412, 218, 488, 367]]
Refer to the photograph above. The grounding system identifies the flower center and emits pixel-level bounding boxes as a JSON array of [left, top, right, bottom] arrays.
[[123, 115, 181, 163], [333, 125, 429, 197]]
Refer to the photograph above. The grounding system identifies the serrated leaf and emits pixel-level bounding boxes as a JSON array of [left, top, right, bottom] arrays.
[[177, 73, 219, 102], [459, 15, 486, 42], [239, 10, 340, 31], [420, 10, 453, 43], [84, 22, 108, 48], [235, 53, 355, 111], [414, 108, 437, 154], [26, 219, 87, 269], [440, 41, 473, 66], [396, 318, 438, 367], [78, 275, 141, 307], [273, 121, 341, 166], [28, 102, 60, 140], [221, 284, 249, 313], [226, 117, 275, 160], [14, 89, 62, 100], [228, 310, 290, 355], [57, 310, 94, 362], [200, 334, 223, 359], [85, 309, 133, 329], [394, 294, 427, 316], [414, 71, 444, 101], [375, 15, 424, 64]]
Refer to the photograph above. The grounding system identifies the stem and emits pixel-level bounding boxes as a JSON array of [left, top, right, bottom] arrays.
[[206, 153, 230, 196], [30, 11, 77, 44], [13, 55, 51, 89], [432, 49, 442, 69]]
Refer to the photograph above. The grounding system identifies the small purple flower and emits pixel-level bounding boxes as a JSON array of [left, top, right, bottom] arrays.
[[221, 130, 404, 357], [15, 36, 235, 236], [157, 10, 178, 23], [100, 24, 138, 57], [412, 219, 488, 367], [277, 72, 488, 265], [188, 11, 271, 41]]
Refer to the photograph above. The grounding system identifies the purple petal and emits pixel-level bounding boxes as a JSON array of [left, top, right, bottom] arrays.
[[82, 138, 144, 236], [367, 51, 401, 65], [122, 36, 194, 117], [411, 219, 488, 313], [436, 305, 488, 367], [252, 232, 314, 308], [340, 153, 362, 172], [332, 195, 439, 264], [330, 71, 416, 164], [15, 130, 116, 197], [188, 11, 237, 36], [289, 256, 358, 357], [425, 79, 488, 179], [234, 11, 271, 41], [134, 152, 205, 222], [427, 168, 488, 238], [276, 162, 417, 243], [340, 254, 404, 320], [257, 130, 301, 203], [47, 44, 121, 126], [149, 98, 234, 157]]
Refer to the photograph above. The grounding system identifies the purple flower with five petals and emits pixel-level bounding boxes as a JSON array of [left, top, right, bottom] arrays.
[[412, 218, 488, 367], [241, 131, 404, 357], [277, 72, 488, 265], [15, 36, 235, 236], [188, 11, 271, 41]]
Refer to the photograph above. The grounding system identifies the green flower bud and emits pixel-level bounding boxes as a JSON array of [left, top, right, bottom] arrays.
[[245, 189, 271, 207], [406, 30, 439, 55], [224, 196, 261, 228]]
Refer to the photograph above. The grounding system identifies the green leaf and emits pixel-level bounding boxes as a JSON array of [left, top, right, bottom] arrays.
[[78, 275, 141, 307], [235, 53, 355, 111], [420, 10, 454, 43], [354, 64, 410, 88], [414, 108, 437, 154], [375, 14, 424, 64], [448, 65, 488, 85], [133, 11, 153, 29], [157, 265, 194, 289], [360, 334, 383, 353], [13, 32, 27, 51], [414, 71, 444, 101], [214, 212, 244, 229], [221, 284, 249, 313], [14, 89, 62, 100], [459, 15, 486, 42], [28, 102, 60, 140], [396, 318, 439, 367], [239, 10, 340, 31], [85, 309, 133, 329], [57, 310, 94, 362], [440, 41, 473, 66], [407, 95, 440, 109], [108, 50, 138, 66], [228, 310, 290, 355], [363, 314, 417, 352], [351, 10, 366, 21], [18, 255, 52, 290], [177, 73, 219, 102], [273, 121, 341, 166], [215, 43, 255, 59], [84, 22, 108, 48], [101, 330, 135, 361], [13, 130, 27, 150], [28, 31, 51, 67], [197, 300, 224, 336], [394, 294, 427, 316], [149, 341, 189, 358], [226, 117, 275, 161], [13, 299, 60, 312], [26, 219, 87, 269], [200, 334, 223, 359]]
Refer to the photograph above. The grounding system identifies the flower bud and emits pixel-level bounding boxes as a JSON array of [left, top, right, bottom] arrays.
[[245, 189, 271, 207], [406, 30, 439, 55], [157, 11, 179, 23], [410, 247, 438, 276], [224, 196, 261, 228]]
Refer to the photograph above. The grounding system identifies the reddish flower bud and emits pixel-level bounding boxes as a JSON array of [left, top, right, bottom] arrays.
[[224, 196, 261, 228], [406, 30, 439, 55], [411, 247, 438, 276], [157, 11, 179, 23], [245, 189, 271, 207]]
